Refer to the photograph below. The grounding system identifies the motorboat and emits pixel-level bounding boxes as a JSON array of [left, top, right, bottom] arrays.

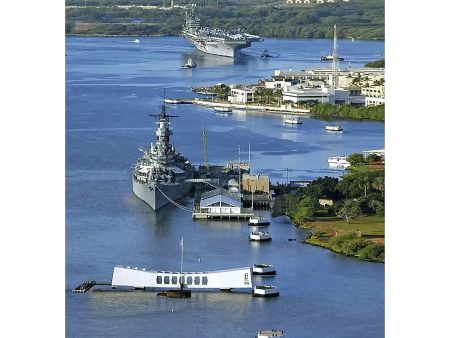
[[214, 106, 232, 114], [252, 285, 279, 297], [248, 216, 270, 227], [321, 53, 344, 61], [132, 38, 140, 43], [249, 231, 272, 242], [181, 58, 197, 69], [252, 264, 276, 276], [260, 50, 273, 58], [257, 330, 285, 337], [325, 125, 344, 132], [164, 99, 181, 104], [284, 116, 302, 125]]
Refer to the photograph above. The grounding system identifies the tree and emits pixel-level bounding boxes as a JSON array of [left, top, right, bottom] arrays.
[[337, 200, 362, 222], [347, 153, 365, 166], [372, 176, 385, 197]]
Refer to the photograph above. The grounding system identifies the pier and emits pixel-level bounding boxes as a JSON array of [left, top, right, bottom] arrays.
[[164, 97, 310, 115], [192, 209, 254, 220]]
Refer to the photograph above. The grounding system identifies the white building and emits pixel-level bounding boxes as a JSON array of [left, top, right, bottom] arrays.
[[199, 188, 242, 215], [365, 97, 385, 106], [228, 87, 257, 104], [283, 86, 349, 104]]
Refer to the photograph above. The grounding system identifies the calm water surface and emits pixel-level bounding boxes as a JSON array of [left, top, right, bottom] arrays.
[[66, 37, 384, 338]]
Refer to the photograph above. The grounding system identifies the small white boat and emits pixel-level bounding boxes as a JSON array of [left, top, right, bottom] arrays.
[[164, 99, 181, 104], [252, 264, 276, 276], [249, 216, 270, 227], [249, 231, 272, 242], [252, 285, 279, 298], [132, 38, 140, 43], [214, 106, 232, 114], [257, 330, 285, 337], [328, 156, 350, 169], [284, 116, 302, 125], [325, 125, 343, 132], [181, 58, 197, 69]]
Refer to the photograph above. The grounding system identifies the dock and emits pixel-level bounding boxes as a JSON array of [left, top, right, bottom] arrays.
[[192, 210, 254, 220], [164, 98, 310, 115]]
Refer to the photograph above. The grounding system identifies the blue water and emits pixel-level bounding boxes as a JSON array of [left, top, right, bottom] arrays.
[[66, 36, 384, 338]]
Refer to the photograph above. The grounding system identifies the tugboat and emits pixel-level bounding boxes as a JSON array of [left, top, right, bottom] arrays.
[[181, 58, 197, 69], [260, 49, 273, 58]]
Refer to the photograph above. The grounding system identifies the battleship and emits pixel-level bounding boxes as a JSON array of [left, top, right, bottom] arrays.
[[132, 102, 193, 211], [182, 5, 262, 58]]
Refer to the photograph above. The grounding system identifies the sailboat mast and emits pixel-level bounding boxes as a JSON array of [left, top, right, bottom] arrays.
[[248, 142, 251, 174], [180, 237, 184, 275]]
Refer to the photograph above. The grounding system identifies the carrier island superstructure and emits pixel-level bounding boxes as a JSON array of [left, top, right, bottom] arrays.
[[182, 5, 262, 58], [132, 103, 193, 211]]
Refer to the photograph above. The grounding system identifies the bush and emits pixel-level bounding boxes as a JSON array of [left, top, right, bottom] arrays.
[[359, 243, 385, 262]]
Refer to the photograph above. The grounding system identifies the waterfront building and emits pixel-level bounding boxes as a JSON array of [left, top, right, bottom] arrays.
[[228, 87, 258, 104], [362, 149, 385, 160], [199, 188, 242, 215], [365, 97, 385, 106], [282, 85, 350, 104], [242, 174, 270, 194]]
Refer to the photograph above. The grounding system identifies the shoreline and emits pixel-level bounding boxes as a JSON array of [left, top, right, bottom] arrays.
[[65, 34, 385, 42], [285, 215, 384, 263]]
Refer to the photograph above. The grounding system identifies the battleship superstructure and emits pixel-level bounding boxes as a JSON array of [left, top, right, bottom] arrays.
[[132, 102, 193, 211], [182, 5, 262, 58]]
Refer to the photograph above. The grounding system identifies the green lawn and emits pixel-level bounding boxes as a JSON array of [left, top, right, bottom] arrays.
[[305, 215, 385, 238]]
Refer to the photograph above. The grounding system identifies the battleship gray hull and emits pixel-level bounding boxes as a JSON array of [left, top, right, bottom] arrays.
[[133, 179, 192, 211], [189, 39, 251, 58]]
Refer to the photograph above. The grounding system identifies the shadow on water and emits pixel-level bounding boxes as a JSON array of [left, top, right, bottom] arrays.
[[180, 50, 252, 68]]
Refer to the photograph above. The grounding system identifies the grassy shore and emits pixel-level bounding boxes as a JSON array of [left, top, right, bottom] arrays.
[[299, 216, 385, 262]]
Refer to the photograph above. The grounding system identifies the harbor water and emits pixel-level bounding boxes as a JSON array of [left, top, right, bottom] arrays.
[[66, 36, 385, 337]]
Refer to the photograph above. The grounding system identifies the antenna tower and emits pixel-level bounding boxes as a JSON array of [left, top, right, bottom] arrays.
[[331, 24, 340, 88]]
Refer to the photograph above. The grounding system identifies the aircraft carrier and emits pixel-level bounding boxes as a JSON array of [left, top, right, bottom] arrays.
[[182, 5, 262, 58], [132, 102, 193, 211]]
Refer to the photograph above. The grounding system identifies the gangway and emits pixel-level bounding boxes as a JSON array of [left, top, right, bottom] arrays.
[[72, 280, 111, 293]]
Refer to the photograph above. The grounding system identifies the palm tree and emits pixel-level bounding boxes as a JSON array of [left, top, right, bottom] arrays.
[[372, 176, 384, 197]]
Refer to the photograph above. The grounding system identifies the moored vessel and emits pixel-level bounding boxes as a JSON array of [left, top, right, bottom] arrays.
[[249, 231, 272, 242], [252, 264, 276, 276], [132, 100, 193, 211], [249, 216, 271, 227], [252, 285, 279, 297]]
